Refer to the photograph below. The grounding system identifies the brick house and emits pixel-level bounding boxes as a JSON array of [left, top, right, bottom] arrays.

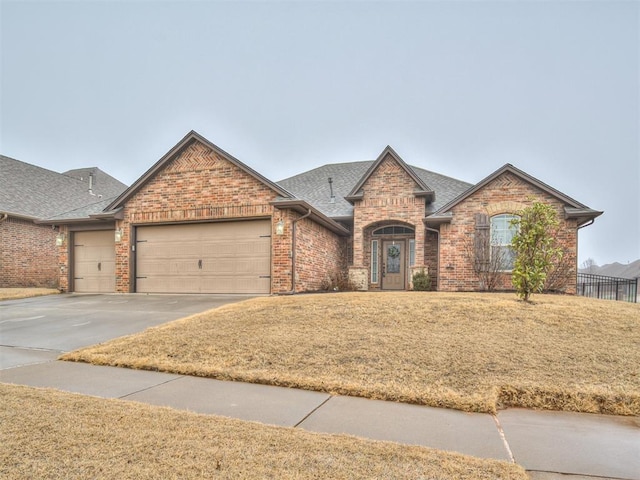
[[51, 130, 602, 294], [0, 155, 127, 288]]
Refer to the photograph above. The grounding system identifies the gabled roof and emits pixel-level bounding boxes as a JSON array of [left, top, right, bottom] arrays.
[[0, 154, 127, 221], [344, 146, 434, 202], [277, 161, 472, 219], [106, 130, 293, 211], [426, 163, 603, 226]]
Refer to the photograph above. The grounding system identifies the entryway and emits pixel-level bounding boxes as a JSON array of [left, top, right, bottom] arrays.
[[382, 240, 405, 290]]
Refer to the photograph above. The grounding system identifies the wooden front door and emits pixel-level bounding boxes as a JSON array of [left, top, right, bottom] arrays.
[[382, 241, 405, 290]]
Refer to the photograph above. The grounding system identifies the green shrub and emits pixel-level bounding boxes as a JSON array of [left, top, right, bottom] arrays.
[[412, 269, 431, 291]]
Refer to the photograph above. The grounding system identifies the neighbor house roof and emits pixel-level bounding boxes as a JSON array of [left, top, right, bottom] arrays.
[[0, 155, 127, 222]]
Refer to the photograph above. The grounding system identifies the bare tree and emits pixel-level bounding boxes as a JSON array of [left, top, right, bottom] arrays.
[[464, 220, 509, 291], [580, 258, 598, 274], [544, 246, 573, 293]]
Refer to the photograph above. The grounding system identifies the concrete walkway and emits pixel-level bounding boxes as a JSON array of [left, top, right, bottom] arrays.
[[1, 360, 638, 480]]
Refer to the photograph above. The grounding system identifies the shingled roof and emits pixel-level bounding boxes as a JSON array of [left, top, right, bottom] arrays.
[[0, 155, 127, 221], [277, 161, 473, 219]]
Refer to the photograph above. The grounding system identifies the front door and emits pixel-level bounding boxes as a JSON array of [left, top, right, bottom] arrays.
[[382, 241, 405, 290]]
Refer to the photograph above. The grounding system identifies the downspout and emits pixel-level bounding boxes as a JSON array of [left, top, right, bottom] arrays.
[[287, 208, 313, 294], [575, 219, 595, 294], [0, 213, 8, 223], [426, 226, 440, 290]]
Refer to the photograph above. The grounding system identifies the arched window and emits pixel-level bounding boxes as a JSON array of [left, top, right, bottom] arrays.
[[490, 214, 519, 271], [372, 225, 414, 235]]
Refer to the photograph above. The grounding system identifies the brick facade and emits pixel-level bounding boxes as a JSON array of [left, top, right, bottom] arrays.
[[79, 139, 347, 295], [437, 171, 578, 293], [295, 214, 346, 292], [0, 217, 59, 288], [50, 135, 594, 296], [349, 154, 429, 289]]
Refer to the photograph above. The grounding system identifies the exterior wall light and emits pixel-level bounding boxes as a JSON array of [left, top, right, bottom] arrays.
[[275, 219, 285, 236], [55, 232, 65, 246], [114, 228, 123, 243]]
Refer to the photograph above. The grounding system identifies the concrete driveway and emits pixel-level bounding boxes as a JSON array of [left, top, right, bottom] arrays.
[[0, 293, 255, 370]]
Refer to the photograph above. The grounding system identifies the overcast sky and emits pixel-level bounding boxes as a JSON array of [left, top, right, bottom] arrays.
[[1, 0, 638, 266]]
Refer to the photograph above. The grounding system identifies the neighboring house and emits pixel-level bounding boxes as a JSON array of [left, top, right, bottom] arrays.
[[0, 155, 127, 288], [51, 130, 602, 295]]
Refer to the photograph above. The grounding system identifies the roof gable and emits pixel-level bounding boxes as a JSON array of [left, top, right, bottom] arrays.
[[428, 163, 602, 226], [107, 131, 293, 211], [345, 146, 434, 202]]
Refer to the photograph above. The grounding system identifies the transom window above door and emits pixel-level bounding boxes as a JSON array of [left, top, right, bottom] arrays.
[[372, 225, 415, 235]]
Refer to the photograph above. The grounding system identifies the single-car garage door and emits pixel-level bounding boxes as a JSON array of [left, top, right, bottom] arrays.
[[73, 230, 116, 293], [135, 220, 271, 294]]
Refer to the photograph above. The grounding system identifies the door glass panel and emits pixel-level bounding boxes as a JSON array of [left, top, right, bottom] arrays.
[[386, 244, 401, 274]]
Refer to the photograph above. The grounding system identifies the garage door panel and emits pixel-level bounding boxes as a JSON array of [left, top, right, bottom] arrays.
[[137, 276, 202, 294], [136, 220, 271, 294], [74, 231, 116, 293], [200, 275, 271, 294]]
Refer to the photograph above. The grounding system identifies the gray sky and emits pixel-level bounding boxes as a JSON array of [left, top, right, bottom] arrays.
[[2, 0, 638, 266]]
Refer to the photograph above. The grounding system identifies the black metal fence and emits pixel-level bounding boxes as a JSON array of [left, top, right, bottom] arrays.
[[577, 273, 638, 303]]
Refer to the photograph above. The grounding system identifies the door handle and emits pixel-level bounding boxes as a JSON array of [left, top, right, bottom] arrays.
[[198, 259, 203, 270], [98, 262, 101, 272], [382, 263, 386, 277]]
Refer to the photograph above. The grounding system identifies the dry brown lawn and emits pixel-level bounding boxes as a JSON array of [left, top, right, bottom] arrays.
[[0, 288, 58, 301], [0, 383, 526, 480], [62, 292, 640, 415]]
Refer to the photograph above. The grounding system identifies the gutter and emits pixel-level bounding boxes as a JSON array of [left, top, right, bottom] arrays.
[[577, 219, 595, 230], [286, 208, 313, 295]]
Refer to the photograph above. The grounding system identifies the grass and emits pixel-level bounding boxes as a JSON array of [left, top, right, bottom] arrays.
[[0, 383, 527, 480], [61, 292, 640, 415], [0, 288, 59, 301]]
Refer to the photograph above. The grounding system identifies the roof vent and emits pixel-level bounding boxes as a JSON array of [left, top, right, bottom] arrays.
[[328, 177, 335, 203]]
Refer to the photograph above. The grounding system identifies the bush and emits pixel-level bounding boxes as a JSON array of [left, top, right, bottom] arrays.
[[320, 270, 357, 292], [511, 201, 563, 301], [412, 269, 431, 291]]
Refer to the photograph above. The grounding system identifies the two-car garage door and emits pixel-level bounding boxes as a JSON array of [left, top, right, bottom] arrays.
[[135, 220, 271, 294]]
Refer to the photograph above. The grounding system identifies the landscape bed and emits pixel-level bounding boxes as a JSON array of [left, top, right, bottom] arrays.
[[61, 292, 640, 415]]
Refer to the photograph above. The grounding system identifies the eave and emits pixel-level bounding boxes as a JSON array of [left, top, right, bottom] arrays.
[[270, 199, 351, 236], [0, 210, 40, 222], [423, 213, 453, 226], [89, 208, 124, 221], [565, 207, 603, 227]]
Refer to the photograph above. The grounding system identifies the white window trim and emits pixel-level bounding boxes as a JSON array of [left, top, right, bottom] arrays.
[[371, 240, 379, 283], [490, 214, 519, 272]]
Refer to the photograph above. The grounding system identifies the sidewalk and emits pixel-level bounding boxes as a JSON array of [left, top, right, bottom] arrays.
[[1, 360, 638, 480]]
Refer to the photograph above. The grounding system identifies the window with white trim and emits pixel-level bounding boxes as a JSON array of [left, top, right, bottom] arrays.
[[490, 214, 519, 271], [408, 239, 415, 283], [371, 240, 379, 283]]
